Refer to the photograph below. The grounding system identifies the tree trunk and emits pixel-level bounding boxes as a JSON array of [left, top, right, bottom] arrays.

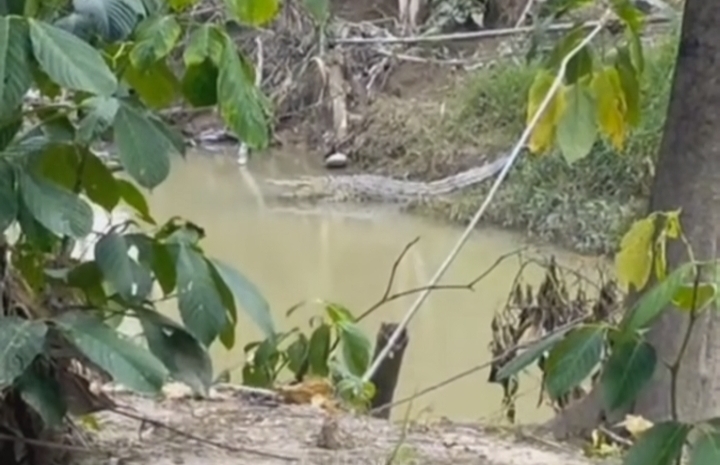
[[547, 0, 720, 438]]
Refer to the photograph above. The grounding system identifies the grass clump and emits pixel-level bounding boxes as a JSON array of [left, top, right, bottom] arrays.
[[414, 33, 679, 255]]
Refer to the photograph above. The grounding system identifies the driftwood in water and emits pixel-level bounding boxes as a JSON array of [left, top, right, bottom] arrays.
[[370, 322, 409, 419]]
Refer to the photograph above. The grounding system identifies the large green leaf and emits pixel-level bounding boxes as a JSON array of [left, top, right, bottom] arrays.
[[77, 96, 119, 144], [0, 17, 32, 115], [0, 113, 22, 152], [224, 0, 280, 26], [129, 14, 181, 69], [217, 36, 269, 150], [19, 171, 93, 239], [615, 47, 640, 127], [0, 160, 18, 232], [80, 148, 120, 212], [123, 59, 179, 109], [286, 334, 309, 375], [601, 337, 656, 411], [124, 233, 176, 295], [624, 421, 690, 465], [0, 317, 48, 389], [621, 263, 693, 334], [183, 24, 224, 66], [556, 84, 597, 164], [181, 58, 218, 107], [337, 319, 371, 377], [174, 244, 229, 347], [691, 429, 720, 465], [73, 0, 142, 43], [139, 310, 213, 396], [544, 325, 605, 400], [117, 179, 155, 223], [16, 363, 67, 427], [494, 326, 572, 381], [113, 101, 172, 189], [208, 258, 275, 340], [55, 311, 168, 393], [308, 323, 330, 377], [95, 231, 152, 302], [29, 18, 117, 95]]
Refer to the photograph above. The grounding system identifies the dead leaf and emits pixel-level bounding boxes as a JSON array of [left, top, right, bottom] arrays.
[[616, 414, 654, 438]]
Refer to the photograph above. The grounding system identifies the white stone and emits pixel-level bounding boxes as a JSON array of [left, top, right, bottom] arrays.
[[324, 152, 348, 169]]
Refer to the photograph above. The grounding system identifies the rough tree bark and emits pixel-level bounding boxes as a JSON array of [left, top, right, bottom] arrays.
[[547, 0, 720, 438]]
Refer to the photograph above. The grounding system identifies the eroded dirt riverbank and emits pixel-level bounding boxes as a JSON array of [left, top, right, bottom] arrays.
[[76, 385, 617, 465]]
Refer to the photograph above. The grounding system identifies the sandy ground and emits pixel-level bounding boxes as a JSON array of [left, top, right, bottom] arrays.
[[71, 384, 619, 465]]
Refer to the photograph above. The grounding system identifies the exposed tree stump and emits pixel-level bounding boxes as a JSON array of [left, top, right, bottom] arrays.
[[369, 322, 409, 419]]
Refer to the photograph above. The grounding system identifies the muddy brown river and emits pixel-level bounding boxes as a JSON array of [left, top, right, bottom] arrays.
[[105, 150, 606, 424]]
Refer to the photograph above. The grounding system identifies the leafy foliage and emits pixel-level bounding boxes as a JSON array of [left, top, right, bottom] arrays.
[[495, 211, 720, 462], [0, 0, 341, 445], [238, 301, 375, 408], [525, 0, 647, 163]]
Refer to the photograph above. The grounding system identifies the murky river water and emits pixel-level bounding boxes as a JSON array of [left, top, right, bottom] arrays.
[[119, 149, 607, 424]]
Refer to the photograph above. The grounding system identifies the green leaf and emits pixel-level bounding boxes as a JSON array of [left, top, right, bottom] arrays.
[[0, 114, 22, 152], [308, 323, 330, 377], [494, 327, 572, 381], [624, 421, 690, 465], [303, 0, 329, 23], [29, 18, 117, 95], [77, 96, 119, 144], [19, 171, 93, 239], [545, 26, 593, 85], [168, 0, 197, 12], [672, 283, 716, 313], [621, 263, 694, 333], [130, 14, 181, 69], [544, 325, 605, 400], [286, 334, 309, 375], [0, 17, 32, 115], [0, 160, 18, 232], [325, 302, 354, 323], [615, 47, 640, 127], [55, 311, 168, 393], [31, 143, 79, 190], [627, 28, 644, 75], [0, 317, 48, 389], [208, 258, 275, 340], [113, 101, 172, 189], [80, 149, 120, 212], [691, 430, 720, 465], [67, 260, 108, 306], [125, 234, 176, 295], [17, 197, 58, 252], [601, 338, 656, 411], [610, 0, 644, 35], [95, 231, 153, 301], [224, 0, 280, 26], [181, 58, 218, 107], [73, 0, 142, 43], [139, 310, 213, 396], [184, 24, 224, 66], [217, 38, 269, 150], [207, 264, 236, 350], [556, 84, 597, 164], [16, 363, 67, 427], [174, 244, 229, 347], [337, 320, 371, 377], [117, 179, 155, 223], [123, 59, 179, 109]]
